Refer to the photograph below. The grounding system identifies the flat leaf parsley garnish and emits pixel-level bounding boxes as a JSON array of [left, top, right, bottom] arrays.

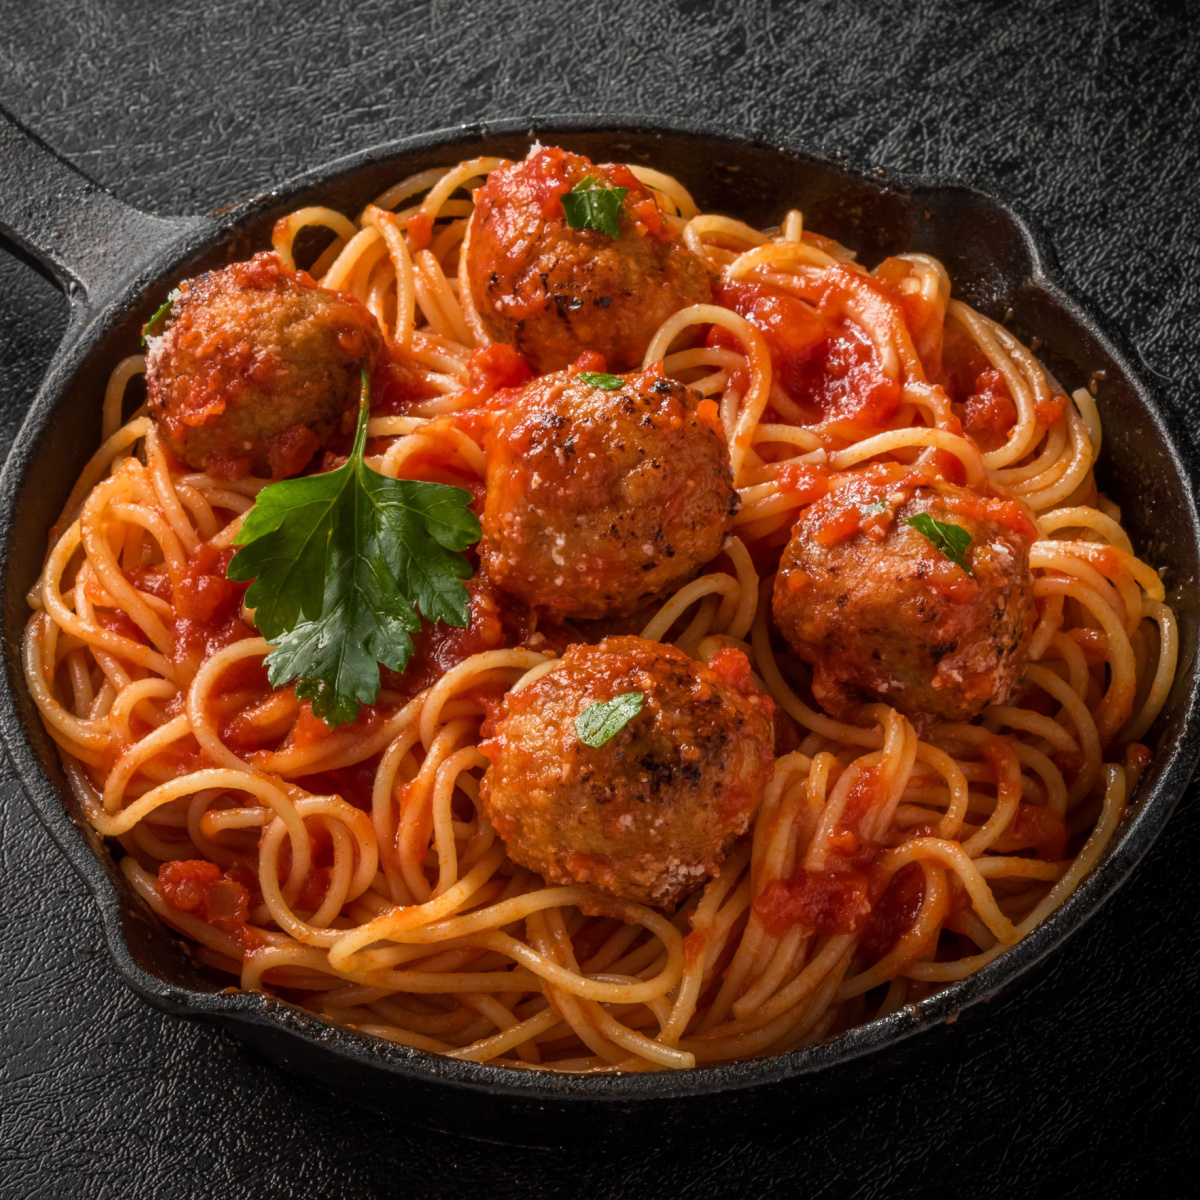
[[575, 692, 644, 748], [578, 371, 624, 390], [561, 176, 628, 239], [227, 371, 481, 727], [141, 298, 173, 345], [904, 513, 974, 577]]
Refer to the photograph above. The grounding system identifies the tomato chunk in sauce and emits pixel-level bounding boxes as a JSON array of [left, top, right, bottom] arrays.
[[158, 859, 252, 937], [711, 280, 900, 437]]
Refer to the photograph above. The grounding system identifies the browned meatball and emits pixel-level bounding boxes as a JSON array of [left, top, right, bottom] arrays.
[[146, 252, 383, 479], [465, 146, 711, 373], [772, 466, 1036, 725], [480, 364, 738, 621], [480, 637, 775, 907]]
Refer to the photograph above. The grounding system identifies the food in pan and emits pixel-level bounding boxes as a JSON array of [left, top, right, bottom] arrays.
[[24, 144, 1177, 1072]]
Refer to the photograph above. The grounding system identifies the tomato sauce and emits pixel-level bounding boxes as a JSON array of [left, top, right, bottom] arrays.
[[775, 461, 831, 506], [448, 345, 535, 442], [961, 369, 1018, 450], [371, 345, 446, 416], [754, 864, 873, 939], [381, 576, 506, 701], [712, 279, 900, 437], [295, 755, 382, 811], [158, 859, 252, 940], [173, 544, 253, 668], [857, 862, 926, 963], [992, 803, 1069, 860], [873, 256, 944, 377], [94, 606, 146, 644]]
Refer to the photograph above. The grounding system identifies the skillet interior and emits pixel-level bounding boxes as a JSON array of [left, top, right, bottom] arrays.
[[1, 118, 1197, 1143]]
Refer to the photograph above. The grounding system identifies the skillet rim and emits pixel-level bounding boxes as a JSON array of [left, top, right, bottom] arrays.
[[1, 113, 1198, 1104]]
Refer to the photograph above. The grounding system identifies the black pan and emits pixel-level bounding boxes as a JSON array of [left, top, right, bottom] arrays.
[[1, 110, 1197, 1146]]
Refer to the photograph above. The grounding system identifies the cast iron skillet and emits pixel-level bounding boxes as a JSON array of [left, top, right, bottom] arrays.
[[1, 109, 1198, 1146]]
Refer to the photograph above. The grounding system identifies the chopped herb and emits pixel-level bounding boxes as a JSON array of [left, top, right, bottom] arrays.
[[141, 299, 173, 345], [904, 513, 974, 576], [561, 176, 628, 239], [859, 499, 888, 516], [575, 692, 645, 747], [228, 371, 481, 727], [578, 371, 624, 390]]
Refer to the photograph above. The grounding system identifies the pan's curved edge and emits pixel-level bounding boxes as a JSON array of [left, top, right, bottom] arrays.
[[2, 113, 1199, 1109]]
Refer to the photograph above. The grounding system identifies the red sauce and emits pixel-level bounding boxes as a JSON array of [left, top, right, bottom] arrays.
[[706, 646, 754, 692], [371, 345, 445, 416], [406, 211, 434, 249], [127, 565, 172, 602], [842, 763, 885, 832], [289, 701, 381, 751], [1125, 743, 1151, 774], [174, 543, 253, 668], [468, 343, 533, 398], [683, 930, 707, 968], [294, 756, 382, 811], [158, 859, 251, 940], [707, 647, 775, 729], [813, 503, 864, 547], [753, 864, 872, 939], [775, 461, 831, 506], [1036, 394, 1065, 427], [961, 368, 1017, 450], [449, 345, 535, 441], [712, 279, 900, 437], [506, 146, 577, 222], [858, 862, 925, 963], [942, 489, 1038, 539], [1065, 626, 1109, 663], [570, 349, 608, 375], [296, 866, 332, 913], [94, 606, 146, 644], [873, 256, 944, 377], [381, 576, 507, 701], [992, 803, 1068, 860], [938, 321, 992, 403]]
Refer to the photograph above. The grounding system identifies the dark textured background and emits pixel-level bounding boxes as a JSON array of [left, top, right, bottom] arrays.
[[2, 1, 1199, 1196]]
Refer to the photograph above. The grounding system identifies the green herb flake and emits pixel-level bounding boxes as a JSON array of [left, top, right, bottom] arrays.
[[561, 176, 628, 239], [859, 499, 888, 517], [578, 371, 624, 390], [575, 692, 645, 747], [141, 299, 173, 345], [228, 370, 481, 728], [904, 513, 974, 576]]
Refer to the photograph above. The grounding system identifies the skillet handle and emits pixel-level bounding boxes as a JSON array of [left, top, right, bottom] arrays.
[[0, 106, 209, 308]]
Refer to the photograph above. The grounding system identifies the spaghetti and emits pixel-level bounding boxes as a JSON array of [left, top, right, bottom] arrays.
[[23, 147, 1176, 1073]]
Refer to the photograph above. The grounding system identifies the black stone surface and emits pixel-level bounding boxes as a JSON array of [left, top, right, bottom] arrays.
[[1, 2, 1198, 1196]]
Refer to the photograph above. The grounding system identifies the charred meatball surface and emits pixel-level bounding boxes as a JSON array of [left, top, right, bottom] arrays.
[[465, 147, 711, 373], [481, 365, 738, 621], [773, 468, 1036, 725], [146, 252, 382, 479], [480, 637, 775, 907]]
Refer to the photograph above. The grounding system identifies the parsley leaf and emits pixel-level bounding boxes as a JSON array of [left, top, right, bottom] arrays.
[[575, 692, 644, 747], [228, 371, 481, 727], [561, 176, 628, 239], [578, 371, 624, 390], [904, 513, 974, 576], [141, 299, 173, 346]]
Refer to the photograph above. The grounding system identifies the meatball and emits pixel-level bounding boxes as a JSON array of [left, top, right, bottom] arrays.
[[772, 468, 1036, 725], [465, 146, 711, 373], [481, 364, 738, 621], [480, 637, 775, 907], [146, 252, 383, 479]]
